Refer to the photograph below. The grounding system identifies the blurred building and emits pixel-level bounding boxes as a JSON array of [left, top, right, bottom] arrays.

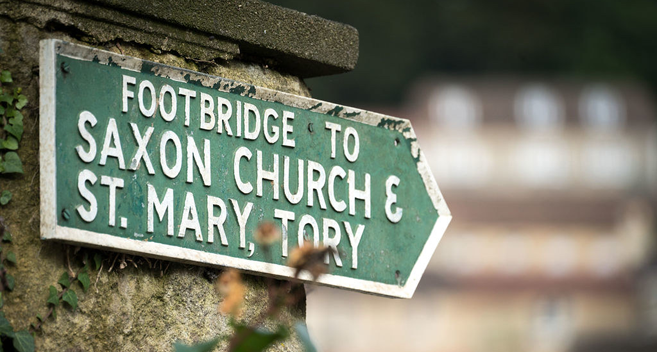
[[307, 77, 657, 352]]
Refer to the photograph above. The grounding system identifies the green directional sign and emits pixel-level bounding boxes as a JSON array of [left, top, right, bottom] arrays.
[[39, 40, 451, 298]]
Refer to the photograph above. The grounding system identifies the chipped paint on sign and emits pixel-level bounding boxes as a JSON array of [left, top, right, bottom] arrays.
[[39, 39, 451, 298]]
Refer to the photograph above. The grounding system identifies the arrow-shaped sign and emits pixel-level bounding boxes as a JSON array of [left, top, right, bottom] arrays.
[[39, 39, 451, 298]]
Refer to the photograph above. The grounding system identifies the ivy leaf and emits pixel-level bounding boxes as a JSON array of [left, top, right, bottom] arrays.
[[5, 251, 16, 264], [2, 136, 19, 150], [0, 190, 11, 205], [58, 272, 71, 288], [0, 71, 11, 83], [6, 108, 23, 121], [173, 337, 221, 352], [6, 274, 15, 291], [93, 253, 102, 270], [62, 289, 78, 310], [0, 312, 14, 337], [52, 307, 57, 319], [47, 285, 59, 306], [0, 92, 12, 105], [294, 322, 317, 352], [0, 105, 4, 114], [36, 314, 42, 322], [4, 115, 23, 141], [0, 292, 3, 308], [77, 272, 90, 292], [231, 323, 288, 352], [15, 94, 27, 110], [3, 232, 12, 242], [1, 152, 23, 174], [13, 330, 35, 352]]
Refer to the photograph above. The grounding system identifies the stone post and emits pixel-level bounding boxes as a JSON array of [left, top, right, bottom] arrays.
[[0, 0, 358, 350]]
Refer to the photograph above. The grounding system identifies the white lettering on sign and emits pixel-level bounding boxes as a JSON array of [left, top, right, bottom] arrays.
[[147, 184, 174, 236], [385, 175, 403, 223], [274, 209, 295, 257], [325, 121, 341, 159], [344, 221, 365, 269], [186, 137, 211, 186], [128, 123, 155, 174], [99, 118, 125, 169], [122, 75, 136, 113], [138, 80, 157, 117], [217, 97, 233, 135], [179, 191, 202, 241], [343, 126, 360, 162], [200, 92, 215, 131], [68, 73, 413, 275], [282, 111, 295, 148], [234, 146, 253, 194], [257, 150, 279, 200], [283, 156, 304, 205], [160, 131, 182, 179], [322, 218, 342, 267], [207, 195, 228, 246], [76, 111, 97, 163], [231, 199, 253, 249], [76, 169, 98, 222], [298, 214, 319, 247], [263, 108, 279, 144], [328, 165, 347, 213], [159, 85, 177, 122], [348, 170, 371, 219], [178, 87, 196, 127], [100, 175, 124, 227], [307, 160, 327, 210]]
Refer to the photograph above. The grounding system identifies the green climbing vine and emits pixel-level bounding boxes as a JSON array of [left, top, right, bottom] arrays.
[[0, 217, 34, 352], [0, 68, 33, 352], [0, 69, 25, 176], [0, 68, 26, 208], [29, 250, 103, 333]]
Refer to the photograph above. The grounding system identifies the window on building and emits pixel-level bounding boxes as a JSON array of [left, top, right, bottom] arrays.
[[514, 85, 564, 132], [429, 85, 482, 131], [579, 84, 625, 134]]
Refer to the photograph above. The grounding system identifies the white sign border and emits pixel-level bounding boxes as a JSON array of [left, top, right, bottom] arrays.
[[39, 39, 451, 299]]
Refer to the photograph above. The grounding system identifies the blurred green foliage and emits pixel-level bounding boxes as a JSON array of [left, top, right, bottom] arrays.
[[269, 0, 657, 106]]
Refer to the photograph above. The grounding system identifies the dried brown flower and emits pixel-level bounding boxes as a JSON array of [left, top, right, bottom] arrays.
[[215, 268, 241, 295], [216, 268, 245, 317], [287, 242, 332, 280], [253, 221, 281, 247]]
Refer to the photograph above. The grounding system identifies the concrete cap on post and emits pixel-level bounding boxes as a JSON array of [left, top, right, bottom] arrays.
[[5, 0, 359, 78]]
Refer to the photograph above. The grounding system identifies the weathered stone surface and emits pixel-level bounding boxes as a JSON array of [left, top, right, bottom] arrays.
[[1, 0, 359, 78], [0, 5, 312, 349]]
